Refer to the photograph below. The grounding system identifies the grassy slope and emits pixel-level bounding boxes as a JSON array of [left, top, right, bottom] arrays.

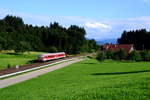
[[0, 51, 45, 70], [0, 59, 150, 100]]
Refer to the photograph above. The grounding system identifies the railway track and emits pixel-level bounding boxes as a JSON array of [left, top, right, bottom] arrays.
[[0, 58, 85, 88], [0, 55, 86, 77]]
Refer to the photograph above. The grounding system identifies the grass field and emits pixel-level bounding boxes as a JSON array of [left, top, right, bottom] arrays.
[[0, 59, 150, 100], [0, 51, 45, 70]]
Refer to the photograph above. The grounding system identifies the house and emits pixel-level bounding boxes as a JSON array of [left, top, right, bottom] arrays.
[[101, 44, 134, 54]]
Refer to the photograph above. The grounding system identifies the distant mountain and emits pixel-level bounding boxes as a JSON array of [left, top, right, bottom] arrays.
[[97, 39, 117, 45]]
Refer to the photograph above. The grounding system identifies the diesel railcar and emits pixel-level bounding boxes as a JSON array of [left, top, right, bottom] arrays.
[[37, 52, 66, 62]]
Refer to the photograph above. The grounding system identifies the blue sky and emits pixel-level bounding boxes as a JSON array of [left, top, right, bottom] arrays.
[[0, 0, 150, 40]]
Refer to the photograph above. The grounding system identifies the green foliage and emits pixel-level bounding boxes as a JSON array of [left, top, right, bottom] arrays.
[[1, 59, 150, 100], [118, 29, 150, 50], [104, 49, 150, 62], [7, 64, 11, 68], [96, 51, 106, 61], [0, 44, 2, 51], [67, 25, 86, 54], [0, 15, 98, 54], [87, 39, 99, 52], [128, 51, 142, 61], [14, 41, 31, 54], [48, 46, 58, 53], [116, 49, 127, 60], [106, 51, 114, 59], [111, 49, 127, 61], [140, 50, 150, 61]]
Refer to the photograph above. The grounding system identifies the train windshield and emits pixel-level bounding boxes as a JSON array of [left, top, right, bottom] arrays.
[[38, 55, 44, 58]]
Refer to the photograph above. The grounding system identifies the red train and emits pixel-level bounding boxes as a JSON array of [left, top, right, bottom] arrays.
[[37, 52, 66, 62]]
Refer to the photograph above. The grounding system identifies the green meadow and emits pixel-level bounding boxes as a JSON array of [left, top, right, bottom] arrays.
[[0, 51, 45, 70], [0, 59, 150, 100]]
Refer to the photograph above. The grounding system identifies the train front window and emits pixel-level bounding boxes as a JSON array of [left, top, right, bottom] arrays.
[[38, 55, 43, 58]]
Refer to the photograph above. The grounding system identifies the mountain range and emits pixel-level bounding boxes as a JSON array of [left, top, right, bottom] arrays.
[[96, 38, 117, 45]]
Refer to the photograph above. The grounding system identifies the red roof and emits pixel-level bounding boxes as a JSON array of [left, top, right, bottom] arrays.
[[102, 44, 134, 53]]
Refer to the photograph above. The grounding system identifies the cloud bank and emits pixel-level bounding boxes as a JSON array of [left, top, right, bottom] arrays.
[[1, 8, 150, 41]]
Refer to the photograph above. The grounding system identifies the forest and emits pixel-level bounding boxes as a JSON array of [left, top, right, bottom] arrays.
[[118, 29, 150, 50], [0, 15, 98, 54]]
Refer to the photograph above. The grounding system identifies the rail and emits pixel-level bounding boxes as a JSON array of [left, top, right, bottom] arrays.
[[0, 57, 84, 79]]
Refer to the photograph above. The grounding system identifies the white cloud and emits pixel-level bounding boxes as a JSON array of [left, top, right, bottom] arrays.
[[85, 22, 111, 29], [85, 16, 150, 40]]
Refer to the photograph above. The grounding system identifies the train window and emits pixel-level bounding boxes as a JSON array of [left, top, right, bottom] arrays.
[[59, 54, 64, 56], [38, 55, 43, 58], [48, 55, 55, 57]]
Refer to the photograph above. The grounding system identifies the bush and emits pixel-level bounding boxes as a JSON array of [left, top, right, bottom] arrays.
[[96, 50, 150, 62], [118, 49, 127, 60], [106, 51, 114, 59], [128, 51, 142, 61], [96, 51, 106, 62], [113, 52, 120, 61], [7, 64, 11, 68], [113, 49, 127, 61], [15, 41, 31, 54], [140, 50, 150, 61], [48, 46, 58, 53]]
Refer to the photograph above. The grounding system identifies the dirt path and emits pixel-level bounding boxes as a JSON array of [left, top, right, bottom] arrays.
[[0, 58, 84, 89]]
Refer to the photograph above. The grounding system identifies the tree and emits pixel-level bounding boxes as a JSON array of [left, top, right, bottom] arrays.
[[106, 51, 114, 59], [87, 39, 99, 52], [67, 25, 86, 54], [0, 15, 98, 54], [48, 46, 58, 53], [118, 29, 150, 50], [96, 51, 106, 62], [140, 50, 150, 61], [112, 49, 127, 61], [0, 44, 2, 51], [128, 51, 142, 61], [14, 41, 31, 54], [118, 49, 127, 60]]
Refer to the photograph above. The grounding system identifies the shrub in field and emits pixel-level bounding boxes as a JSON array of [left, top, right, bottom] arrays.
[[118, 49, 127, 60], [113, 52, 120, 60], [96, 51, 106, 62], [7, 64, 11, 68], [140, 50, 150, 61], [97, 49, 150, 62], [113, 49, 127, 61], [106, 51, 114, 59], [128, 51, 142, 61]]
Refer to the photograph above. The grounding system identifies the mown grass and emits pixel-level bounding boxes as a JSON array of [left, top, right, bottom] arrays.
[[0, 59, 150, 100], [0, 51, 45, 70]]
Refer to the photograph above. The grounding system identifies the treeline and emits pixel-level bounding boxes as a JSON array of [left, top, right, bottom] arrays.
[[0, 15, 98, 54], [96, 49, 150, 62], [118, 29, 150, 50]]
